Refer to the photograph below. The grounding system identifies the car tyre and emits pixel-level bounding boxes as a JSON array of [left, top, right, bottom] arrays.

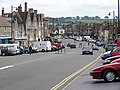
[[103, 70, 116, 82], [25, 51, 29, 54], [82, 52, 84, 55], [91, 52, 93, 55], [2, 53, 5, 56]]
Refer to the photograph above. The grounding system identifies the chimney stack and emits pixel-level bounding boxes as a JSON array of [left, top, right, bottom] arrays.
[[2, 8, 4, 16], [18, 4, 22, 12], [25, 2, 27, 12], [34, 10, 37, 14]]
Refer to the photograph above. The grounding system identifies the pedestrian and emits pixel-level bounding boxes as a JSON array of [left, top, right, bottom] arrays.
[[62, 43, 65, 53], [63, 45, 65, 53], [88, 42, 90, 46], [29, 45, 32, 55], [79, 43, 82, 48], [60, 47, 62, 53]]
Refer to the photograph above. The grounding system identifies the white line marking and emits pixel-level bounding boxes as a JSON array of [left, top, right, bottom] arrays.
[[0, 65, 14, 70]]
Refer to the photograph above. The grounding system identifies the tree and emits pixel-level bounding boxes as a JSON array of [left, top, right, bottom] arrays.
[[104, 16, 109, 19], [95, 16, 101, 20]]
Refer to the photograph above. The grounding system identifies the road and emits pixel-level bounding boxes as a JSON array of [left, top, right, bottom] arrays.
[[63, 58, 120, 90], [0, 39, 101, 90]]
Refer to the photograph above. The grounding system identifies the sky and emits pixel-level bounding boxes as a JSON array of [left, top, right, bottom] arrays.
[[0, 0, 118, 18]]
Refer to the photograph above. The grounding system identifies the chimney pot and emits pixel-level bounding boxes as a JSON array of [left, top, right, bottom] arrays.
[[25, 2, 27, 12], [2, 7, 4, 16]]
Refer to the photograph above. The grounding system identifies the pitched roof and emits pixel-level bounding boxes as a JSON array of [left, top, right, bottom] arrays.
[[0, 16, 11, 27]]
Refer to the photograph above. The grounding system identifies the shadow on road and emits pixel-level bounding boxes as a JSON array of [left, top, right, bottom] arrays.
[[92, 79, 120, 84]]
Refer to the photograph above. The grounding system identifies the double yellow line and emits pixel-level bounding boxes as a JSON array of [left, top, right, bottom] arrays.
[[51, 53, 102, 90]]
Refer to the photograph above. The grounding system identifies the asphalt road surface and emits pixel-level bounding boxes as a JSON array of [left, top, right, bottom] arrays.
[[0, 40, 102, 90], [63, 55, 120, 90]]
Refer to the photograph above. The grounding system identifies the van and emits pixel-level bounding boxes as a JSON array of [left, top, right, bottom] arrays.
[[33, 41, 51, 52]]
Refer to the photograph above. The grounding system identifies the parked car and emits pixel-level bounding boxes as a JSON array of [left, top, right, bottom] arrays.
[[51, 45, 58, 51], [110, 47, 120, 57], [18, 46, 24, 54], [24, 47, 29, 54], [0, 44, 20, 55], [0, 46, 13, 56], [82, 45, 93, 55], [105, 44, 116, 52], [90, 59, 120, 82], [103, 55, 120, 65], [101, 51, 111, 60]]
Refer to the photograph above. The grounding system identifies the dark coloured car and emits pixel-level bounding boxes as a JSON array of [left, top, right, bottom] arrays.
[[67, 43, 72, 47], [105, 44, 116, 52], [0, 46, 13, 56], [82, 45, 93, 55], [70, 43, 76, 49], [24, 47, 29, 54], [90, 59, 120, 82], [103, 55, 120, 65]]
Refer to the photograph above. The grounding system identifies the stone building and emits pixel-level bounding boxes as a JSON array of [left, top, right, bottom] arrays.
[[0, 16, 11, 36], [1, 2, 49, 46]]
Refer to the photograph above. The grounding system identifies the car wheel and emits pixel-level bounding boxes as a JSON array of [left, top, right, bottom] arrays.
[[103, 70, 116, 82], [2, 53, 5, 56], [42, 49, 45, 52], [82, 53, 84, 55]]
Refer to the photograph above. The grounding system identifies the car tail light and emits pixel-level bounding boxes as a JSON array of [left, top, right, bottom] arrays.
[[7, 50, 11, 52]]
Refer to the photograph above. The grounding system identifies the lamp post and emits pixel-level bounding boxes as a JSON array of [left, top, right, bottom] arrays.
[[108, 11, 115, 41]]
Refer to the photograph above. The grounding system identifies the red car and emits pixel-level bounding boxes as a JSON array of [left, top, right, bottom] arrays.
[[110, 47, 120, 56], [90, 59, 120, 82]]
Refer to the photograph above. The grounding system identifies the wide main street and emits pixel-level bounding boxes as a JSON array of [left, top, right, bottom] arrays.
[[0, 39, 102, 90]]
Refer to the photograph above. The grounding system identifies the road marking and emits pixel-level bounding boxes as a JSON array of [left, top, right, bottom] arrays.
[[51, 53, 103, 90], [0, 65, 14, 70]]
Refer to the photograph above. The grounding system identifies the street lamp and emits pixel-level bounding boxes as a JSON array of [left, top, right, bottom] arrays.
[[108, 11, 115, 41]]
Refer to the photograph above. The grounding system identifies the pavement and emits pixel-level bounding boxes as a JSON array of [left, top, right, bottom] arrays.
[[62, 59, 120, 90]]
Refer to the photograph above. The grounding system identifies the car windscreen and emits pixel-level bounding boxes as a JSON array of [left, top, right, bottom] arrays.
[[83, 47, 92, 50], [112, 48, 120, 52]]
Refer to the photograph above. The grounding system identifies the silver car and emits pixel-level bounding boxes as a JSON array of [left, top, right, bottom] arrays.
[[82, 46, 93, 55]]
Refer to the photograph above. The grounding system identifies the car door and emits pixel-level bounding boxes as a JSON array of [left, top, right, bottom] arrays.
[[116, 63, 120, 78]]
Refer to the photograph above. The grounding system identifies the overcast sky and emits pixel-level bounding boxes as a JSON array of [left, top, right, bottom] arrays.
[[0, 0, 118, 18]]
